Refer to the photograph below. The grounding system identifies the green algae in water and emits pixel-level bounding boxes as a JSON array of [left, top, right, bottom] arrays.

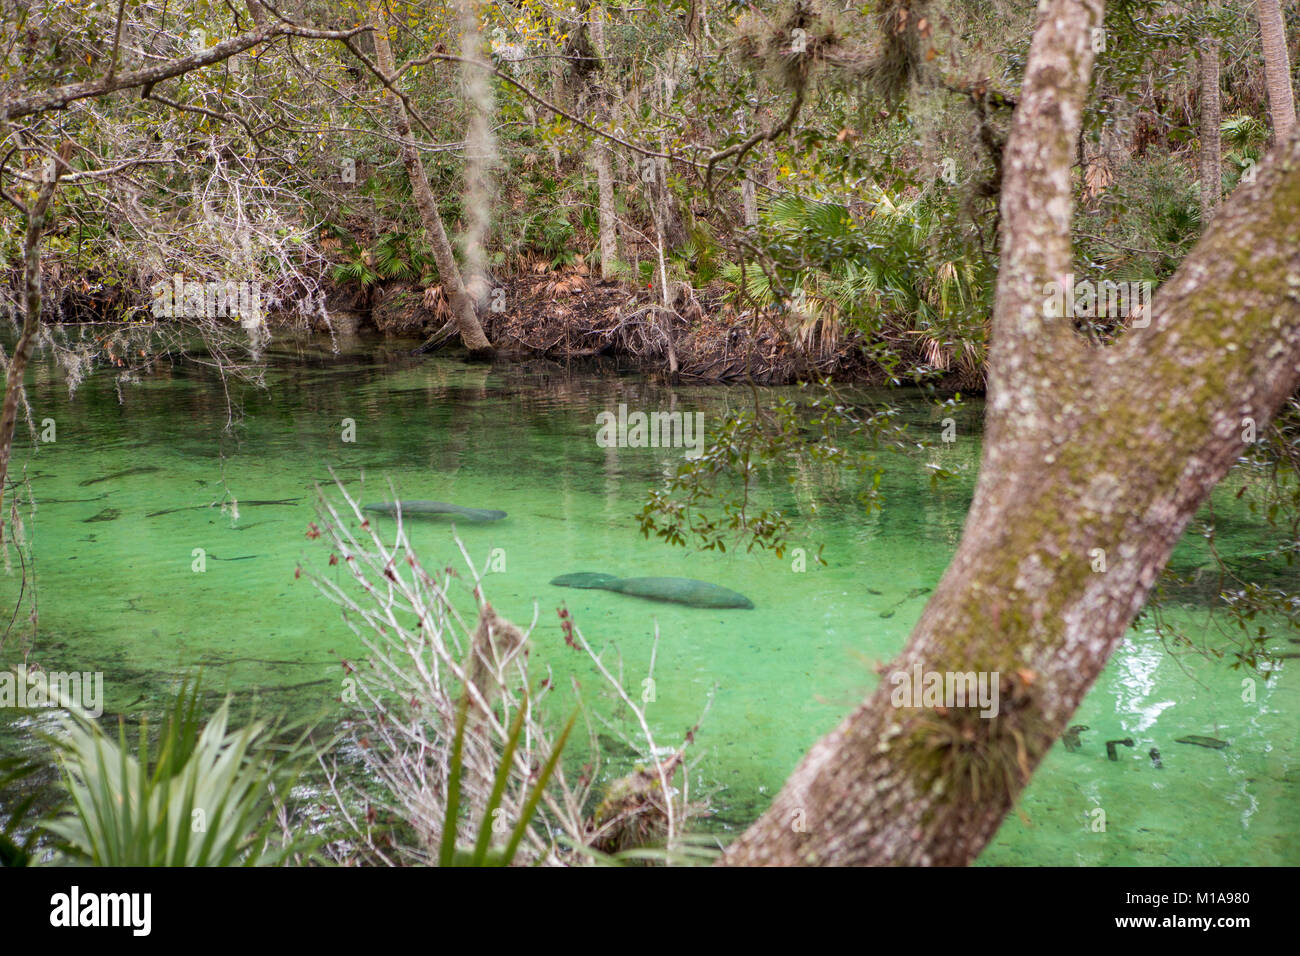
[[2, 338, 1297, 865]]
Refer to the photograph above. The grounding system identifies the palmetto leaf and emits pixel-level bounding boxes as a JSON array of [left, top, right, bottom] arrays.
[[437, 688, 576, 867], [42, 681, 313, 866]]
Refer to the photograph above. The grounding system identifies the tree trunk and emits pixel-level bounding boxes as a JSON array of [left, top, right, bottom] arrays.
[[652, 65, 685, 249], [594, 144, 619, 279], [1198, 31, 1222, 219], [0, 141, 74, 541], [742, 173, 758, 227], [549, 58, 565, 174], [1255, 0, 1296, 144], [587, 8, 619, 280], [371, 19, 493, 356], [457, 0, 496, 315], [740, 107, 761, 226], [723, 0, 1300, 865]]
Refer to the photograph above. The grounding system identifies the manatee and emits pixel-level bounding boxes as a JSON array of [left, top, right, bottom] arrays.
[[362, 500, 507, 522], [1175, 735, 1229, 749], [551, 572, 753, 609]]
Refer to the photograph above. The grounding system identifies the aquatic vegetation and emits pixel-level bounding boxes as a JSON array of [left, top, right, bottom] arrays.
[[1061, 725, 1089, 752], [1105, 738, 1136, 762], [77, 467, 161, 487], [879, 586, 932, 617]]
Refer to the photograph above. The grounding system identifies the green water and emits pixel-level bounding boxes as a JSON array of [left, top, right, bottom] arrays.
[[2, 335, 1297, 864]]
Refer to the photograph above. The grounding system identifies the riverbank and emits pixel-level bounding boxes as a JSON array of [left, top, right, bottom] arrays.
[[335, 267, 988, 388], [17, 264, 986, 389]]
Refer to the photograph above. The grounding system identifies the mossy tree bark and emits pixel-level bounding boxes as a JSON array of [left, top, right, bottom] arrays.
[[371, 20, 493, 357], [723, 0, 1300, 866]]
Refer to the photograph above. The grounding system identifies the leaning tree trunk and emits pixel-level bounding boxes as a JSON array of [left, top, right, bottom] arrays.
[[723, 0, 1300, 866], [1198, 28, 1222, 219], [1255, 0, 1296, 143], [371, 19, 493, 356], [0, 141, 73, 541]]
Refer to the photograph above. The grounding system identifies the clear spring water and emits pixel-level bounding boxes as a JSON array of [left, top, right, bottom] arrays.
[[1, 334, 1296, 864]]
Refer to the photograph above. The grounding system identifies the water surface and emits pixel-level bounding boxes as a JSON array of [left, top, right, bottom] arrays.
[[2, 335, 1295, 864]]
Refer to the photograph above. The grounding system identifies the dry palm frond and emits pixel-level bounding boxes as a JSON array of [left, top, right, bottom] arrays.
[[1084, 159, 1114, 201], [422, 284, 453, 322], [921, 334, 951, 371], [534, 273, 590, 297]]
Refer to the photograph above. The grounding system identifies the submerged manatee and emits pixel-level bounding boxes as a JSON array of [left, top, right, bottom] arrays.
[[362, 500, 507, 522], [551, 572, 753, 609]]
